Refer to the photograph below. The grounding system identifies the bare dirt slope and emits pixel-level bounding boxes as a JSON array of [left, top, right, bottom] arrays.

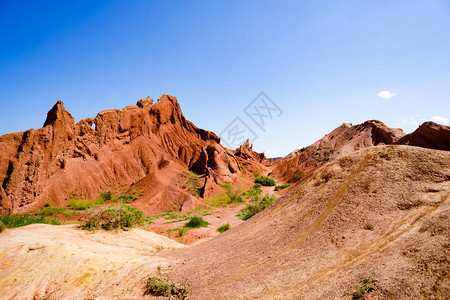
[[164, 145, 450, 299], [0, 224, 184, 299]]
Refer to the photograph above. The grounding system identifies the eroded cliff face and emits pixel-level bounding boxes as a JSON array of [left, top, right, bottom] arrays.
[[271, 120, 406, 183], [0, 95, 239, 214], [397, 121, 450, 151]]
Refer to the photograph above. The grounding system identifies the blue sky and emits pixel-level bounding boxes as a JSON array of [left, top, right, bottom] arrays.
[[1, 0, 449, 156]]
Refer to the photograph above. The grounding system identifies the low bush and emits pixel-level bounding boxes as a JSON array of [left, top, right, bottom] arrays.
[[0, 221, 5, 233], [254, 175, 276, 186], [182, 171, 199, 197], [64, 211, 78, 218], [0, 214, 60, 228], [144, 276, 188, 299], [244, 183, 262, 199], [239, 194, 277, 220], [100, 190, 115, 201], [274, 183, 290, 191], [217, 223, 230, 233], [185, 216, 210, 228], [205, 186, 245, 207], [80, 205, 144, 230], [168, 227, 188, 237], [38, 206, 67, 216], [352, 277, 376, 299], [68, 197, 105, 210], [115, 190, 138, 203]]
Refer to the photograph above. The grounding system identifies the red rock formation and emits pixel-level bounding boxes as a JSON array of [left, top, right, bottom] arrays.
[[0, 95, 237, 215], [272, 120, 406, 183], [397, 121, 450, 151], [234, 139, 268, 163], [191, 143, 241, 197]]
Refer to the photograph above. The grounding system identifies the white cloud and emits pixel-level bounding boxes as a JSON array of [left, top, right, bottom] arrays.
[[401, 116, 420, 125], [430, 116, 448, 125], [377, 90, 396, 99]]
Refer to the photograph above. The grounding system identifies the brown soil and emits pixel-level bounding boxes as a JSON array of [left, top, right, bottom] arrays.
[[163, 145, 450, 299]]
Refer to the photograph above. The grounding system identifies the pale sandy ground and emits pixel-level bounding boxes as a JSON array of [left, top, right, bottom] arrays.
[[0, 224, 184, 299]]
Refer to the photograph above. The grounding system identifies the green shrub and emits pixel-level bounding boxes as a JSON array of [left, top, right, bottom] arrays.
[[144, 276, 188, 299], [63, 211, 78, 218], [205, 187, 245, 207], [38, 206, 67, 216], [0, 221, 5, 233], [244, 184, 262, 199], [254, 175, 276, 186], [274, 183, 290, 191], [100, 190, 115, 201], [168, 227, 188, 237], [0, 214, 60, 228], [115, 190, 138, 203], [182, 171, 199, 197], [239, 194, 277, 220], [219, 183, 232, 190], [80, 205, 144, 230], [185, 216, 210, 228], [352, 277, 376, 299], [68, 197, 105, 210], [217, 223, 230, 233]]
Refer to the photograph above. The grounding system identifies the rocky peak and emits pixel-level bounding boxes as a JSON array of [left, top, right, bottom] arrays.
[[136, 97, 153, 109], [43, 100, 75, 128], [397, 121, 450, 150], [359, 120, 405, 144]]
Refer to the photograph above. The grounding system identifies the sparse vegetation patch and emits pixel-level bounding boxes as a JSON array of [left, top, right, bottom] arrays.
[[274, 183, 290, 191], [38, 206, 67, 216], [244, 183, 262, 199], [182, 171, 199, 197], [80, 205, 144, 230], [205, 185, 245, 207], [68, 197, 105, 210], [254, 175, 276, 186], [114, 189, 138, 203], [185, 216, 210, 228], [217, 223, 230, 233], [352, 277, 376, 299], [239, 194, 277, 220], [0, 214, 61, 228], [100, 190, 115, 201], [144, 276, 188, 299]]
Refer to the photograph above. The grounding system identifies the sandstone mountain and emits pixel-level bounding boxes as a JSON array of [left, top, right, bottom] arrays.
[[0, 95, 246, 215], [271, 120, 450, 184]]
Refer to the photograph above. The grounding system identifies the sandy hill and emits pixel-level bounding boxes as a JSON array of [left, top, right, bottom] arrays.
[[164, 145, 449, 299]]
